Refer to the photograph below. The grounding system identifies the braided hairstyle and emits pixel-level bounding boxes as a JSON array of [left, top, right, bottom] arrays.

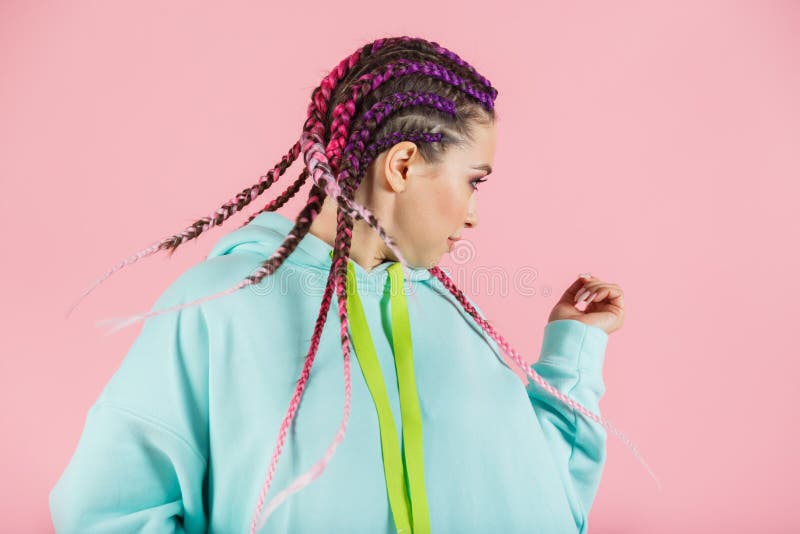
[[69, 35, 658, 532]]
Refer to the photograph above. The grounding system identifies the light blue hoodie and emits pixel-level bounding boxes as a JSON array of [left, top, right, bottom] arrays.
[[50, 211, 609, 533]]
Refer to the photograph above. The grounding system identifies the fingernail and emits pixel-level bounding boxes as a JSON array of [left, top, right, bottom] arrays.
[[575, 287, 588, 302], [579, 273, 592, 279]]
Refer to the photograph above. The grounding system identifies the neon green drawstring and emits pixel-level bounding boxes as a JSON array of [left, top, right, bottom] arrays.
[[333, 251, 431, 534]]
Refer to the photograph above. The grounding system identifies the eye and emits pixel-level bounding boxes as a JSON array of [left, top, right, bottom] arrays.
[[470, 177, 489, 191]]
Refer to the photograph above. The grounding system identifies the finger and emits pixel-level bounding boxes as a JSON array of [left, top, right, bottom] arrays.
[[560, 274, 596, 303], [577, 286, 603, 305], [574, 280, 608, 303], [578, 283, 621, 304], [574, 281, 620, 303], [586, 285, 624, 306], [584, 287, 607, 304]]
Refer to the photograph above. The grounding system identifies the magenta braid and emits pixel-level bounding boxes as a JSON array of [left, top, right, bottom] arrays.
[[71, 36, 494, 319], [253, 125, 451, 528], [82, 35, 659, 532], [90, 43, 497, 332], [310, 91, 458, 272], [301, 58, 495, 272], [78, 38, 385, 322], [161, 139, 302, 256], [92, 41, 381, 331], [427, 266, 662, 489], [248, 260, 340, 533], [251, 64, 474, 529], [66, 140, 303, 317], [238, 168, 311, 229], [254, 198, 359, 532], [313, 44, 498, 299], [325, 57, 493, 172]]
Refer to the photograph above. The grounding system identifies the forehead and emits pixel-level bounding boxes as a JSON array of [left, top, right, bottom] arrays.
[[448, 121, 497, 166]]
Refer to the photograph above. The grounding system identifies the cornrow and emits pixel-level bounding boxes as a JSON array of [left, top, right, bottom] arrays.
[[258, 38, 656, 528], [67, 38, 384, 319], [252, 127, 444, 523], [251, 41, 506, 530], [288, 55, 493, 276], [356, 130, 446, 194], [70, 35, 658, 532], [252, 118, 453, 528], [93, 56, 493, 331]]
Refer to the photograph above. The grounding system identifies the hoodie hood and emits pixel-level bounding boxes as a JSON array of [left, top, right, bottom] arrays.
[[206, 211, 435, 284]]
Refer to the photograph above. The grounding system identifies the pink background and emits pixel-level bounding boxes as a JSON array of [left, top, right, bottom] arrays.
[[2, 1, 798, 532]]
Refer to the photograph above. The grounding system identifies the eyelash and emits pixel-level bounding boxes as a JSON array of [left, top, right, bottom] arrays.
[[470, 177, 489, 191]]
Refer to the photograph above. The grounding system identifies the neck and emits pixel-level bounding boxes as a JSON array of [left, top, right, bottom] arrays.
[[308, 196, 392, 273]]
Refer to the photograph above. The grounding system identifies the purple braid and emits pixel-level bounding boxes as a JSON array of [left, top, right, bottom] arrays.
[[359, 130, 445, 179], [89, 40, 496, 330], [251, 45, 493, 525], [92, 41, 377, 330], [298, 58, 494, 272], [325, 57, 494, 174], [255, 179, 365, 530], [78, 36, 657, 532], [253, 123, 449, 527], [319, 91, 458, 271]]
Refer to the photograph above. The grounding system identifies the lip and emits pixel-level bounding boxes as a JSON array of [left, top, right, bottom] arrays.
[[447, 237, 460, 251]]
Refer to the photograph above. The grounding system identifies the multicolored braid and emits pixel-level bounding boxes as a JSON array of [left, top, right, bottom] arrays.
[[255, 39, 657, 529], [251, 94, 457, 526], [68, 37, 397, 319], [250, 43, 504, 530], [249, 131, 445, 530], [238, 168, 311, 228], [68, 35, 658, 532], [290, 60, 494, 279], [92, 52, 496, 331], [65, 140, 303, 318], [247, 44, 434, 528], [427, 266, 662, 489]]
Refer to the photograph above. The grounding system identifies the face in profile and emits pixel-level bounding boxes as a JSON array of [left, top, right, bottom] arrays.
[[385, 120, 497, 269]]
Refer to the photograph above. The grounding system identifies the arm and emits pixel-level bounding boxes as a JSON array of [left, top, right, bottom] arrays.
[[49, 272, 211, 533], [526, 319, 609, 534]]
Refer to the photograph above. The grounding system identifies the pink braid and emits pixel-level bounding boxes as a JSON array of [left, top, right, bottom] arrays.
[[428, 266, 662, 490]]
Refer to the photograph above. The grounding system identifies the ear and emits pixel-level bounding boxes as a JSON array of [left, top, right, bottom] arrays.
[[382, 141, 419, 193]]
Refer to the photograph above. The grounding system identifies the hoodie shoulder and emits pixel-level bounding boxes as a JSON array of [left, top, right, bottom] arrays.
[[206, 212, 290, 260], [151, 212, 331, 319]]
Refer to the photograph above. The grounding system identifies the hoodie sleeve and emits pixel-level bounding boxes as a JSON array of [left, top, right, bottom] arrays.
[[525, 319, 609, 534], [49, 271, 211, 533]]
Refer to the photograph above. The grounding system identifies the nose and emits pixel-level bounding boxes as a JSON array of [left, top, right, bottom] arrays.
[[464, 205, 479, 229], [463, 194, 479, 228]]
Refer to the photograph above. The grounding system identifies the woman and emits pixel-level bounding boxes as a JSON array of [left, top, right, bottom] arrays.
[[50, 35, 626, 533]]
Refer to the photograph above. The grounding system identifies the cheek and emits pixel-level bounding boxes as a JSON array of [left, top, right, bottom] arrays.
[[401, 182, 457, 230], [433, 182, 469, 225], [395, 179, 469, 262]]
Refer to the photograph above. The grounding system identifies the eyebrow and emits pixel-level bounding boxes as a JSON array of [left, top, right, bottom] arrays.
[[470, 164, 493, 175]]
